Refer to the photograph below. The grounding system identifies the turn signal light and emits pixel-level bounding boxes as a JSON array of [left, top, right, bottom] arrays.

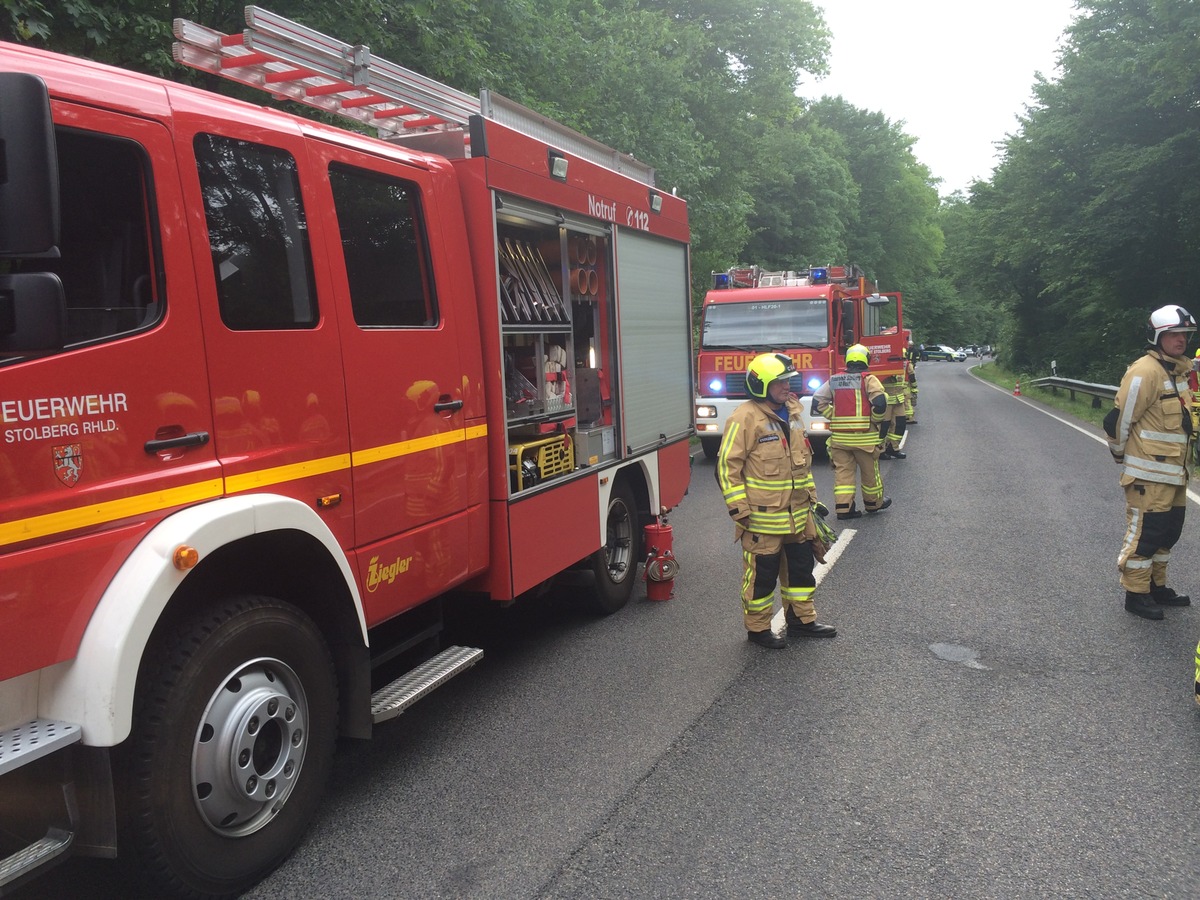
[[173, 545, 200, 570]]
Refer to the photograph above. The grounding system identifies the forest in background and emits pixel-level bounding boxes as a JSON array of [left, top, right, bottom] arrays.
[[4, 0, 1197, 384]]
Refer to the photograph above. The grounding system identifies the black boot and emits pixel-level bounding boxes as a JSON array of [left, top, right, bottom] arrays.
[[747, 629, 787, 648], [883, 449, 906, 459], [837, 504, 862, 521], [866, 497, 893, 514], [785, 609, 837, 638], [1151, 584, 1191, 606], [1125, 591, 1164, 620]]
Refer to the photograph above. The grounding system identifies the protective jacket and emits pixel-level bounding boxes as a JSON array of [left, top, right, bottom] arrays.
[[1107, 347, 1193, 486], [717, 396, 818, 535], [882, 374, 907, 404], [814, 372, 886, 448]]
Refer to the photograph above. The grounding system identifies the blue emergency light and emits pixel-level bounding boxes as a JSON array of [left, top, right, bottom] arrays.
[[809, 267, 828, 284], [713, 272, 731, 289]]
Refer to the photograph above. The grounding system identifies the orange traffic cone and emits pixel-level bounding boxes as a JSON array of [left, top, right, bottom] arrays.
[[1013, 380, 1022, 396]]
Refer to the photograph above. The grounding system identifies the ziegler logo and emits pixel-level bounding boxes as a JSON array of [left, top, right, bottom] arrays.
[[53, 443, 82, 487], [366, 554, 413, 592]]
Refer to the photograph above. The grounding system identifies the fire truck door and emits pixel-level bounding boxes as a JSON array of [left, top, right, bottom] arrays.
[[0, 106, 219, 678], [313, 149, 470, 622], [181, 125, 354, 549]]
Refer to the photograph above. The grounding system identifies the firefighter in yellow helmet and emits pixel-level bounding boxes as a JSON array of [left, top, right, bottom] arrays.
[[812, 344, 892, 519], [716, 353, 837, 648], [1105, 305, 1195, 619]]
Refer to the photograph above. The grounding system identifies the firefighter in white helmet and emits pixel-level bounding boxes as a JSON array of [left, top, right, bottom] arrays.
[[812, 344, 892, 518], [1105, 305, 1195, 619], [716, 353, 837, 648]]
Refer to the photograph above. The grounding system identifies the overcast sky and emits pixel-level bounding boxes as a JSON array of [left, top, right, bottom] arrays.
[[799, 0, 1080, 196]]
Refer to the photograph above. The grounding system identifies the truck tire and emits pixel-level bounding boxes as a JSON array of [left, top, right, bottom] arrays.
[[700, 436, 721, 460], [118, 595, 338, 898], [588, 480, 641, 614]]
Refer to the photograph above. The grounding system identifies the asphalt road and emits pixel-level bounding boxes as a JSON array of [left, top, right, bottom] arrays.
[[24, 360, 1200, 898]]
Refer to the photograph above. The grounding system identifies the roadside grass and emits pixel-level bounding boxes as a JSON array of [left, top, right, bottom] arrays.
[[969, 360, 1109, 432]]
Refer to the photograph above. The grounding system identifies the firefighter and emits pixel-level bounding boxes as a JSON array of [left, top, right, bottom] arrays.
[[880, 370, 908, 459], [812, 344, 891, 520], [716, 353, 837, 648], [905, 339, 919, 425], [1104, 305, 1195, 620]]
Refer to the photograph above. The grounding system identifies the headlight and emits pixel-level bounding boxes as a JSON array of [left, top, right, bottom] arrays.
[[695, 405, 718, 418], [809, 420, 829, 432]]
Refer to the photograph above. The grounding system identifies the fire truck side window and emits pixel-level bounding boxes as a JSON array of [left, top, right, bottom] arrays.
[[327, 163, 437, 328], [194, 134, 318, 330], [18, 128, 157, 349]]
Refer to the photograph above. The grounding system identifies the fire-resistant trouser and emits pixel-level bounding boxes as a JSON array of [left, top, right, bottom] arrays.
[[1118, 480, 1187, 594], [739, 529, 816, 631], [907, 384, 917, 422], [883, 402, 907, 451], [829, 443, 884, 514]]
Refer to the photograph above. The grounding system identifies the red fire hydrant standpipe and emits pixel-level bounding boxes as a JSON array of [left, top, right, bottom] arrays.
[[643, 517, 680, 600]]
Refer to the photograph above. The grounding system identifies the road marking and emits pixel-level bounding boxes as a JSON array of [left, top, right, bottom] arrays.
[[770, 527, 856, 632], [978, 375, 1200, 507]]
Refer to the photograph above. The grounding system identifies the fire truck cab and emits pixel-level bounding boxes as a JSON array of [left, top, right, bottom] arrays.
[[694, 264, 904, 458], [0, 10, 693, 896]]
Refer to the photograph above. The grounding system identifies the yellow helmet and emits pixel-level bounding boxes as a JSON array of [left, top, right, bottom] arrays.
[[746, 352, 796, 399], [846, 344, 870, 367]]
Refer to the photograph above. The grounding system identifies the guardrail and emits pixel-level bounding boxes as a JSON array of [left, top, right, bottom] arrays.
[[1029, 376, 1116, 408]]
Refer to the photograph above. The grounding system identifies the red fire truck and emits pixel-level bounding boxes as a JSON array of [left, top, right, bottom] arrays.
[[0, 9, 693, 896], [694, 264, 904, 458]]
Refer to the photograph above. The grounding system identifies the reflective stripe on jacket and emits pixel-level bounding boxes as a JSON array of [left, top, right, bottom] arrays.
[[1110, 348, 1193, 486], [716, 397, 818, 535]]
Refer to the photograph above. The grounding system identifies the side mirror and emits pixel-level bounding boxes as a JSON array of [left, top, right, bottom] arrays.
[[0, 73, 60, 255], [865, 293, 889, 308], [0, 273, 67, 352]]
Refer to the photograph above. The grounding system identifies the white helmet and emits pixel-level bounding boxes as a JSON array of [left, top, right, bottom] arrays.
[[1148, 305, 1197, 343]]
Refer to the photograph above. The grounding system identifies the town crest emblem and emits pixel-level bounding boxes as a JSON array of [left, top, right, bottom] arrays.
[[53, 443, 82, 487]]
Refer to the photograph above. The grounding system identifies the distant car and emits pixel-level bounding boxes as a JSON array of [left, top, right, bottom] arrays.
[[952, 347, 967, 361], [921, 345, 953, 361]]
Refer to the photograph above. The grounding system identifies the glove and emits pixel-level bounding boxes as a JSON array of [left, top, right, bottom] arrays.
[[813, 501, 829, 519]]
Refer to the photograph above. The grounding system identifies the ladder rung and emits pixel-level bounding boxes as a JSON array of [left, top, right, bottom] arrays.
[[370, 646, 482, 724]]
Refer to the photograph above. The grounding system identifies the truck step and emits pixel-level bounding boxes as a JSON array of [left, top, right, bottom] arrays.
[[0, 828, 74, 894], [371, 645, 483, 724], [0, 718, 82, 777]]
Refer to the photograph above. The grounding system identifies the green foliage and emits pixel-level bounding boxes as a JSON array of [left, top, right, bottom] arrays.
[[805, 98, 942, 294], [938, 0, 1200, 384]]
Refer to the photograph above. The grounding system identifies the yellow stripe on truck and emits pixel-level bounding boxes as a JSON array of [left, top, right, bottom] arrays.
[[0, 426, 489, 548], [0, 478, 225, 547]]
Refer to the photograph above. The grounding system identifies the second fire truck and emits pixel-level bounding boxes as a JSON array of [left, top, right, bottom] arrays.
[[694, 264, 905, 458]]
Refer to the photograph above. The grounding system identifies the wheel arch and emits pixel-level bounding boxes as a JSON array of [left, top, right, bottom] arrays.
[[40, 495, 370, 746]]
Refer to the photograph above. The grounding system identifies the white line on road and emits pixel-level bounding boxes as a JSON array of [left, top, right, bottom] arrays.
[[770, 527, 856, 632]]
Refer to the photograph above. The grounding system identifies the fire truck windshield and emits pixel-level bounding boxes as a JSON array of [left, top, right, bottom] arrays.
[[701, 299, 828, 349]]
